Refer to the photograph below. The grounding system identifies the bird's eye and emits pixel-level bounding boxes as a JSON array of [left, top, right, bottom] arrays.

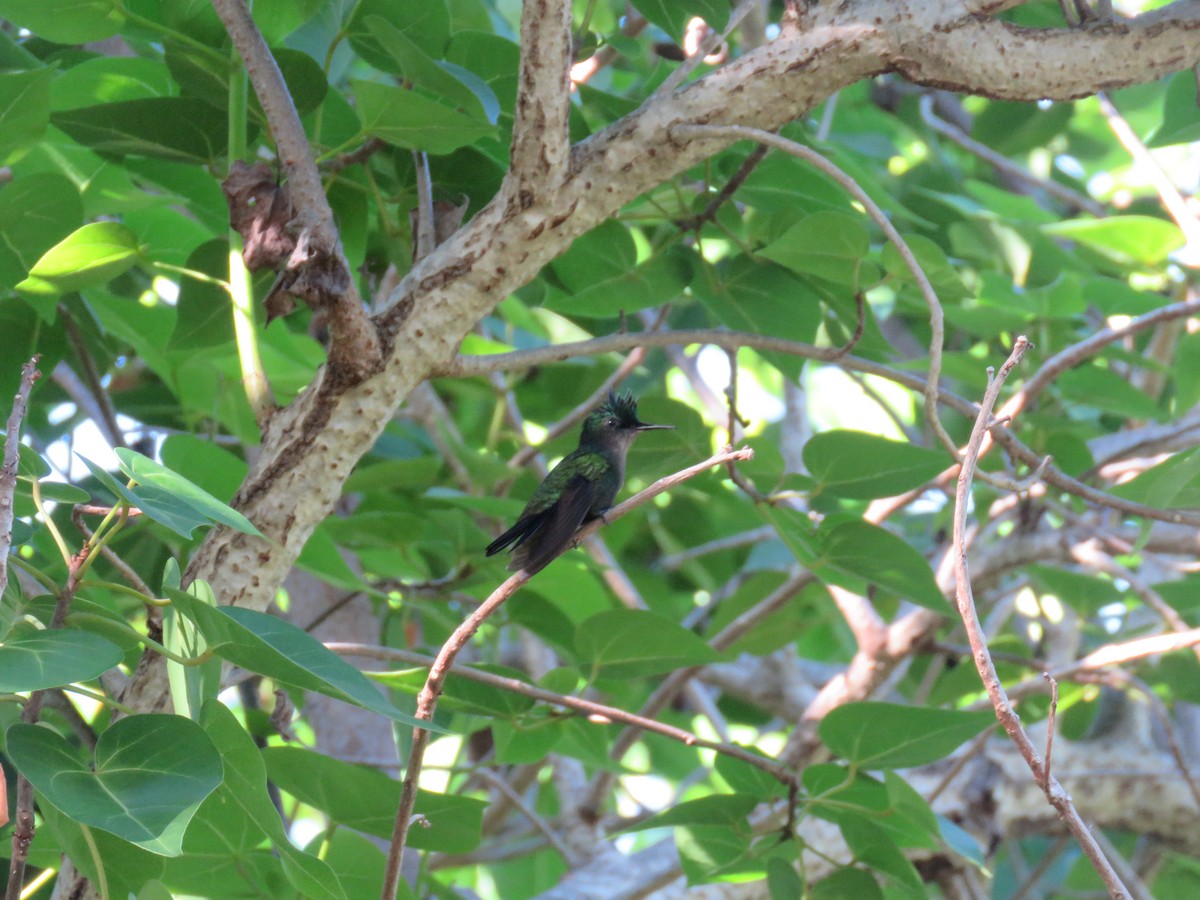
[[606, 418, 617, 427]]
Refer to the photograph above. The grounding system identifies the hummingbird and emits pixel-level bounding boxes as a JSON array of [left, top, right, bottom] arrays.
[[486, 390, 673, 574]]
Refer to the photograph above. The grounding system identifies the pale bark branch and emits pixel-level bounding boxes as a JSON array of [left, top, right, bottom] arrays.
[[951, 336, 1128, 897], [510, 0, 573, 189], [0, 356, 39, 600]]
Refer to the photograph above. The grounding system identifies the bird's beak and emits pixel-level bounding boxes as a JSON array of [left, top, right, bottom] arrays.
[[634, 421, 674, 432]]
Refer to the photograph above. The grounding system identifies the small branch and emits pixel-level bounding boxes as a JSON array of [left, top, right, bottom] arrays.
[[507, 331, 659, 468], [1, 356, 40, 900], [61, 312, 126, 449], [671, 123, 955, 456], [676, 142, 770, 232], [1070, 540, 1200, 663], [381, 446, 753, 899], [0, 356, 40, 598], [1041, 672, 1058, 792], [570, 7, 648, 87], [71, 508, 154, 599], [952, 336, 1128, 897]]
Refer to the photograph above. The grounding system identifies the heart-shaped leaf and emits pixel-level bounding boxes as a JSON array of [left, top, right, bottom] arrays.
[[575, 609, 719, 679], [201, 701, 346, 899], [8, 714, 223, 855], [0, 627, 123, 691], [819, 702, 995, 769], [167, 591, 443, 731]]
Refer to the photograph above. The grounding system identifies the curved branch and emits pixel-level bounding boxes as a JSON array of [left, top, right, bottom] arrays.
[[211, 0, 380, 381]]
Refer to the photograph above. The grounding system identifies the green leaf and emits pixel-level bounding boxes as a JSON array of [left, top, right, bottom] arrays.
[[164, 579, 221, 722], [812, 867, 884, 899], [881, 234, 972, 302], [0, 173, 82, 291], [1055, 365, 1160, 421], [79, 450, 262, 540], [817, 520, 950, 613], [840, 817, 923, 892], [630, 0, 729, 39], [714, 748, 788, 799], [691, 255, 823, 379], [52, 98, 229, 164], [574, 609, 720, 679], [166, 593, 444, 731], [168, 239, 235, 350], [0, 627, 123, 691], [116, 447, 262, 537], [0, 0, 124, 45], [40, 802, 166, 899], [819, 702, 995, 769], [805, 430, 948, 499], [16, 221, 141, 297], [545, 240, 694, 317], [1109, 447, 1200, 509], [1043, 216, 1184, 268], [263, 746, 485, 852], [1149, 70, 1200, 148], [8, 714, 222, 856], [758, 211, 878, 287], [768, 858, 807, 900], [624, 794, 759, 832], [201, 701, 347, 900], [0, 67, 53, 166], [347, 0, 450, 71], [352, 79, 494, 155], [367, 15, 498, 123]]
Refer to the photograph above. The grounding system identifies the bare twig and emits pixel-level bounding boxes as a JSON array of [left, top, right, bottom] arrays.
[[652, 0, 760, 98], [676, 142, 770, 232], [1070, 540, 1200, 663], [952, 335, 1128, 897], [0, 356, 40, 598], [382, 569, 530, 900], [1042, 672, 1058, 792], [381, 446, 754, 898], [671, 123, 955, 456], [474, 768, 578, 864], [71, 508, 154, 599]]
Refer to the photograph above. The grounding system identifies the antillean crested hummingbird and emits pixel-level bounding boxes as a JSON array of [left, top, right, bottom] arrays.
[[485, 390, 673, 574]]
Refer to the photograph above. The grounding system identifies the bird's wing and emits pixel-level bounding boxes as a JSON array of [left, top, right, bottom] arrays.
[[511, 474, 597, 574]]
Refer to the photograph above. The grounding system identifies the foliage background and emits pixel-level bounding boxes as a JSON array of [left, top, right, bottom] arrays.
[[1, 0, 1200, 897]]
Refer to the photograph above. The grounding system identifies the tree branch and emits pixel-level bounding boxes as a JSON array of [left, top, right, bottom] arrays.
[[211, 0, 380, 382], [0, 356, 39, 600], [952, 336, 1128, 897]]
